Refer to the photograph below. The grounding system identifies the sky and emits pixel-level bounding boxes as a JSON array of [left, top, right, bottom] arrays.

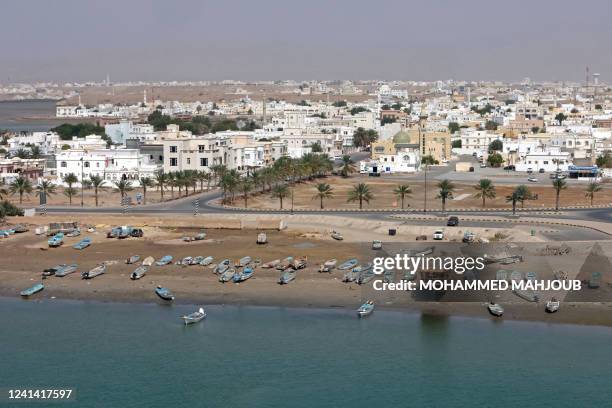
[[1, 0, 611, 83]]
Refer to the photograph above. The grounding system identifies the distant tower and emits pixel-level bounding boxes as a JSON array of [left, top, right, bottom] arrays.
[[593, 73, 600, 86], [78, 94, 82, 106], [262, 93, 267, 124], [466, 87, 471, 107], [106, 73, 110, 86], [143, 89, 147, 105]]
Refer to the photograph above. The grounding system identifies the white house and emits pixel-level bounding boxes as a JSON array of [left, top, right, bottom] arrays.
[[514, 149, 572, 172]]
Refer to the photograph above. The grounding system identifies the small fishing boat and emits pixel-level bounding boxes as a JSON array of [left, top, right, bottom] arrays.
[[292, 257, 307, 270], [179, 256, 193, 266], [237, 256, 252, 267], [200, 256, 214, 266], [194, 232, 207, 240], [215, 259, 231, 274], [55, 264, 78, 277], [357, 301, 375, 317], [81, 264, 106, 279], [513, 289, 539, 302], [142, 256, 155, 266], [545, 298, 560, 313], [487, 302, 504, 317], [182, 307, 206, 325], [13, 224, 29, 233], [48, 232, 64, 248], [130, 266, 148, 280], [219, 268, 236, 283], [73, 237, 92, 250], [338, 259, 358, 270], [356, 264, 375, 284], [256, 232, 267, 245], [276, 257, 294, 271], [155, 286, 174, 301], [525, 272, 537, 281], [234, 266, 255, 283], [342, 268, 359, 283], [191, 256, 205, 265], [43, 264, 66, 277], [20, 283, 44, 297], [510, 270, 523, 282], [66, 229, 81, 237], [126, 255, 141, 264], [262, 259, 281, 269], [117, 227, 131, 239], [331, 231, 343, 241], [155, 255, 173, 266], [278, 269, 296, 285], [319, 259, 337, 273]]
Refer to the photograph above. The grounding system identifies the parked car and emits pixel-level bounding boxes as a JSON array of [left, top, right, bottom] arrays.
[[527, 168, 533, 174], [528, 177, 538, 183], [447, 216, 459, 226], [503, 165, 516, 171], [480, 163, 487, 168], [539, 168, 545, 173], [433, 230, 444, 240]]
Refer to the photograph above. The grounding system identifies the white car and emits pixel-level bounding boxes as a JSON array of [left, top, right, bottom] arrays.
[[528, 177, 538, 182], [433, 230, 444, 240]]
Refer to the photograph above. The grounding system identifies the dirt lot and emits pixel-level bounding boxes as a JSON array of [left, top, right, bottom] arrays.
[[244, 175, 612, 210]]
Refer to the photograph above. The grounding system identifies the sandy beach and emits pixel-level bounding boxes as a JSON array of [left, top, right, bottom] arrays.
[[1, 213, 611, 327]]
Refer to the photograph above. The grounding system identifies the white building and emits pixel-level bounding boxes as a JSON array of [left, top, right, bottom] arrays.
[[514, 149, 572, 172]]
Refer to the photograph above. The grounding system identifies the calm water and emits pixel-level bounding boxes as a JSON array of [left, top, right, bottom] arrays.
[[0, 100, 57, 132], [1, 297, 611, 408]]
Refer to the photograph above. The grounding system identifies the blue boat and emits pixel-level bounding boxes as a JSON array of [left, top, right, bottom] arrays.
[[357, 301, 375, 317], [155, 286, 175, 301], [338, 259, 358, 270], [55, 264, 78, 277], [20, 283, 44, 297], [48, 232, 64, 248], [155, 255, 173, 266], [278, 269, 296, 285], [233, 266, 255, 283], [73, 237, 92, 250]]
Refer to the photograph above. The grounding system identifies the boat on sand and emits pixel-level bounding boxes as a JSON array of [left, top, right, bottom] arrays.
[[487, 302, 504, 317], [155, 286, 175, 301], [21, 283, 44, 297], [130, 266, 147, 280], [81, 264, 106, 279]]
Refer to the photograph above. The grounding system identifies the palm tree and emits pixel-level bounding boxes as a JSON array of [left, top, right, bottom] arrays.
[[239, 178, 253, 208], [36, 180, 56, 202], [393, 184, 412, 209], [421, 155, 438, 212], [30, 145, 42, 159], [89, 175, 105, 207], [9, 176, 33, 204], [167, 172, 176, 198], [154, 170, 168, 199], [114, 179, 133, 200], [272, 184, 290, 209], [313, 183, 334, 209], [514, 185, 532, 208], [340, 155, 356, 178], [473, 179, 496, 208], [62, 173, 78, 205], [197, 171, 211, 192], [347, 183, 373, 209], [220, 170, 240, 203], [139, 176, 155, 204], [584, 182, 602, 206], [552, 178, 567, 211], [506, 191, 519, 216], [436, 179, 455, 211]]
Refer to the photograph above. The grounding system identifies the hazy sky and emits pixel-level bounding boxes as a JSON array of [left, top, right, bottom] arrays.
[[2, 0, 611, 82]]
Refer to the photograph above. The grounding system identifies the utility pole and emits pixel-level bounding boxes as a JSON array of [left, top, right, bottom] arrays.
[[80, 157, 84, 207]]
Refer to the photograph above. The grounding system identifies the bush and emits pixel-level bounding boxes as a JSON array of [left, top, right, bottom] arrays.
[[0, 201, 24, 218]]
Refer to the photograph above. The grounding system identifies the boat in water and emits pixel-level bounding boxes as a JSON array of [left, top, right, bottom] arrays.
[[338, 259, 358, 270], [215, 259, 231, 274], [233, 266, 255, 283], [182, 307, 206, 325], [256, 232, 267, 245], [73, 237, 92, 250], [545, 298, 560, 313], [278, 269, 296, 284], [357, 301, 375, 317], [48, 232, 64, 248], [81, 264, 106, 279], [319, 259, 337, 273], [54, 264, 78, 277], [130, 266, 148, 280], [487, 302, 504, 317], [20, 283, 44, 297], [262, 259, 280, 269], [155, 255, 173, 266], [142, 256, 155, 266], [126, 255, 141, 264], [219, 268, 236, 283], [200, 256, 214, 266], [155, 286, 175, 301], [237, 256, 252, 267]]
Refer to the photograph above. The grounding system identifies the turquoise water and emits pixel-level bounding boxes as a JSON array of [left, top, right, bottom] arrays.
[[1, 298, 611, 408]]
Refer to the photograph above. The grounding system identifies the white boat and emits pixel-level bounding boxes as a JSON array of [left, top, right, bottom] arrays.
[[81, 264, 106, 279], [200, 256, 214, 266], [319, 259, 337, 273], [142, 256, 155, 266], [256, 232, 267, 244], [219, 268, 236, 283], [545, 298, 560, 313], [276, 257, 294, 271], [130, 266, 147, 280], [126, 255, 140, 264], [262, 259, 280, 269], [331, 231, 343, 241], [237, 256, 252, 267], [487, 302, 504, 317], [215, 259, 231, 274], [182, 307, 207, 325], [357, 301, 375, 317], [513, 289, 539, 302], [291, 257, 307, 270]]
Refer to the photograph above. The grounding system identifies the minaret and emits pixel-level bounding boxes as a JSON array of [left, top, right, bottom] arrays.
[[467, 86, 471, 107], [78, 94, 82, 107], [262, 93, 267, 124], [143, 89, 147, 105]]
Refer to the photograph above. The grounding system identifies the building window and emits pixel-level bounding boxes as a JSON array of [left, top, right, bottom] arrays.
[[84, 161, 90, 167], [198, 145, 205, 153], [170, 158, 178, 167], [187, 158, 191, 165], [200, 158, 208, 167], [61, 161, 67, 167], [170, 146, 178, 153]]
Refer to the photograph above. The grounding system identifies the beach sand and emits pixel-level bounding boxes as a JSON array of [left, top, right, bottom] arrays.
[[1, 214, 611, 327]]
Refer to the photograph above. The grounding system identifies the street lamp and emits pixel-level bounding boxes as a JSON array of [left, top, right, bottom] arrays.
[[80, 157, 84, 207]]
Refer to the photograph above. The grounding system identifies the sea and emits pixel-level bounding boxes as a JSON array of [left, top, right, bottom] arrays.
[[1, 297, 611, 408], [0, 100, 58, 132]]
